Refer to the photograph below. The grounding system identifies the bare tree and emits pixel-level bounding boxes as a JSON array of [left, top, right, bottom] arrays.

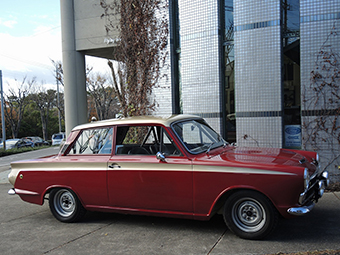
[[100, 0, 169, 117], [52, 59, 96, 122], [30, 87, 57, 141], [4, 77, 34, 138], [87, 73, 119, 120], [302, 24, 340, 174]]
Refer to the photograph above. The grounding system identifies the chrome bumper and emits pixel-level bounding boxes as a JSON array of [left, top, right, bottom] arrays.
[[8, 188, 16, 195], [298, 170, 329, 205], [289, 170, 329, 216], [287, 202, 315, 216]]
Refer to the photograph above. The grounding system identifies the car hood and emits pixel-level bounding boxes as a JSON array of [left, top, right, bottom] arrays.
[[195, 146, 317, 172]]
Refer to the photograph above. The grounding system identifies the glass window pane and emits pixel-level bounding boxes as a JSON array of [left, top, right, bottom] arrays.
[[68, 127, 113, 155]]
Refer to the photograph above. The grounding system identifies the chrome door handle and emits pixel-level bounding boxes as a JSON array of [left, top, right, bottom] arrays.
[[109, 163, 121, 169]]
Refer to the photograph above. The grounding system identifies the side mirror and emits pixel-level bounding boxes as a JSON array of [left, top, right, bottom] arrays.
[[156, 152, 166, 162]]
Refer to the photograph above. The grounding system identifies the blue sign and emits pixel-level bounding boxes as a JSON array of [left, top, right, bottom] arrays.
[[285, 125, 301, 148]]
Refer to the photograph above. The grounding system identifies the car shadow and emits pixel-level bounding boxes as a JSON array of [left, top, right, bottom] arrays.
[[79, 203, 340, 242], [82, 210, 227, 234], [267, 206, 340, 242]]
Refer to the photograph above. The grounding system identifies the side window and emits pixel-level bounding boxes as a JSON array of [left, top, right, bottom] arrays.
[[115, 125, 182, 156], [123, 126, 153, 145], [115, 126, 156, 155], [68, 127, 113, 155]]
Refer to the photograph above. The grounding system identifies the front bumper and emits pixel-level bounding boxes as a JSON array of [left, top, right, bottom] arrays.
[[287, 202, 315, 216], [287, 170, 329, 216]]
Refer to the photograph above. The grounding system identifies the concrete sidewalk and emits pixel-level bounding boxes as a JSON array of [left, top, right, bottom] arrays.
[[1, 181, 340, 255]]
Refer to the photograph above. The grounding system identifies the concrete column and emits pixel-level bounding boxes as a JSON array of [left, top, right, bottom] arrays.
[[60, 0, 87, 136]]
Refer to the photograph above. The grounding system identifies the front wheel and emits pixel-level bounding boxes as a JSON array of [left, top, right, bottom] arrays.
[[223, 190, 278, 240], [49, 188, 86, 223]]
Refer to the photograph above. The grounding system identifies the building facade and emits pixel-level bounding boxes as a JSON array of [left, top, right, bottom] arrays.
[[61, 0, 340, 181], [156, 0, 339, 181]]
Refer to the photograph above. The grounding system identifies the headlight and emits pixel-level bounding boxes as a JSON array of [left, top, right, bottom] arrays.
[[303, 168, 310, 190], [318, 180, 325, 197], [322, 171, 330, 187], [312, 153, 320, 167]]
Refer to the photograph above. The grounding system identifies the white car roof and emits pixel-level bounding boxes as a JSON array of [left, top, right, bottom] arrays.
[[71, 114, 201, 131]]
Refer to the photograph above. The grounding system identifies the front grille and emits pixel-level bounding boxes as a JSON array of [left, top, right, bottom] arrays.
[[300, 170, 329, 205]]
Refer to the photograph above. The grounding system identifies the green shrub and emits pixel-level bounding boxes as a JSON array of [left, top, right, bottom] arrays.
[[0, 146, 50, 157]]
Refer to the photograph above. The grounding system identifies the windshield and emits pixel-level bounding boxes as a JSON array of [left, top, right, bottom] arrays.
[[171, 119, 226, 154]]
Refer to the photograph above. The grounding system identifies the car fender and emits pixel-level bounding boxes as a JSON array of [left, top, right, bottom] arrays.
[[206, 184, 275, 219], [44, 184, 85, 207]]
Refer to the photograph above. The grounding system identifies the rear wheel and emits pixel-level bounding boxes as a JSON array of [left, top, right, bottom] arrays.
[[223, 190, 278, 240], [49, 188, 86, 223]]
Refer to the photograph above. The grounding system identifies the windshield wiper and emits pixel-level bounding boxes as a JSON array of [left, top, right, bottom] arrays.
[[206, 135, 228, 155]]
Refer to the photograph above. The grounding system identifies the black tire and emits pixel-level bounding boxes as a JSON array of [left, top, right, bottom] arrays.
[[49, 188, 86, 223], [223, 190, 278, 240]]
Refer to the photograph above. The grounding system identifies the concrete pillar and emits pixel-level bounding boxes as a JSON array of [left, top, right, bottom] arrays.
[[60, 0, 87, 136]]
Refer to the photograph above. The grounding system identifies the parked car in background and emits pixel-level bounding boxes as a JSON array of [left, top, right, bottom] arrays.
[[51, 133, 65, 146], [0, 138, 33, 150], [8, 115, 329, 239], [24, 136, 50, 147]]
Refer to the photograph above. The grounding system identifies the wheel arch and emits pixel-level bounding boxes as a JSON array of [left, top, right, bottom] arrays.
[[209, 186, 278, 217], [43, 185, 85, 207]]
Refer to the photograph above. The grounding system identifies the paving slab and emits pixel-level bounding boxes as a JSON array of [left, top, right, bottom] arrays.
[[1, 182, 340, 255]]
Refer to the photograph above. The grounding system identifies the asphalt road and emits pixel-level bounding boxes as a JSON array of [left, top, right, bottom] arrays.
[[1, 149, 340, 255]]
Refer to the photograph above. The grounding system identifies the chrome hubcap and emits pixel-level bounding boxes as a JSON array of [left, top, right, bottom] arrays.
[[232, 198, 266, 232], [54, 189, 76, 217]]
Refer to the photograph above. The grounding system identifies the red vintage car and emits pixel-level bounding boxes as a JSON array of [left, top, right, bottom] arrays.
[[8, 115, 329, 239]]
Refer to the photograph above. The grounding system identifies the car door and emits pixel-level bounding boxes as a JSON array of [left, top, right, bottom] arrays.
[[59, 127, 113, 207], [107, 125, 193, 214]]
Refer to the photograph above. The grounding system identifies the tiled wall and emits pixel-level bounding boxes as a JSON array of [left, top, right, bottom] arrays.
[[178, 0, 222, 133], [300, 0, 340, 181], [234, 0, 280, 25], [154, 0, 222, 133], [234, 0, 283, 147]]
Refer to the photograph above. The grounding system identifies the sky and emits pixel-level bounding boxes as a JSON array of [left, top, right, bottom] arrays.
[[0, 0, 107, 93]]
